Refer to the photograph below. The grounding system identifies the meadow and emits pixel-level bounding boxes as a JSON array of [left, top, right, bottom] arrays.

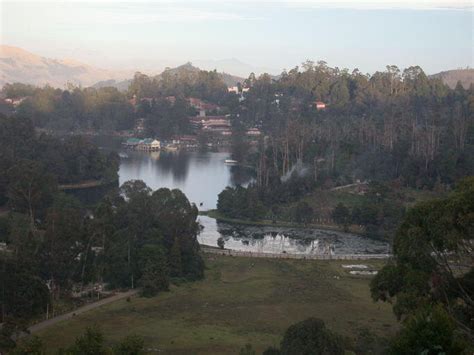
[[36, 254, 398, 354]]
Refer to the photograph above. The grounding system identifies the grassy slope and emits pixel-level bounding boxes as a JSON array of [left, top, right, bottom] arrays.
[[37, 255, 397, 354]]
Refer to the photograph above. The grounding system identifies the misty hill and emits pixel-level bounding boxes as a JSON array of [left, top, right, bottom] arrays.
[[92, 79, 132, 92], [193, 58, 276, 78], [158, 62, 245, 87], [430, 68, 474, 89], [92, 62, 245, 91], [0, 45, 132, 88]]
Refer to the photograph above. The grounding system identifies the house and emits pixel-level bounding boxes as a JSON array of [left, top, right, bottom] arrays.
[[5, 97, 27, 107], [315, 101, 326, 110], [123, 138, 142, 148], [246, 128, 261, 136], [187, 97, 220, 115], [228, 86, 239, 94], [137, 138, 161, 151], [165, 96, 176, 105], [134, 118, 146, 134]]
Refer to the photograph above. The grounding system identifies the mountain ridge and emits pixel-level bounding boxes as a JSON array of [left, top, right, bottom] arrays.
[[0, 45, 132, 88]]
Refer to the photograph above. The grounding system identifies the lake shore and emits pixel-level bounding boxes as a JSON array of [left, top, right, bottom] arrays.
[[199, 209, 365, 235]]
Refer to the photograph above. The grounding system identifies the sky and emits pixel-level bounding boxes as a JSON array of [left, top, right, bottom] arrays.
[[1, 0, 473, 75]]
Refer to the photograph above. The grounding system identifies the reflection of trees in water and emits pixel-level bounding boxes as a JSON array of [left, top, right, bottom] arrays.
[[229, 165, 255, 186], [155, 151, 190, 183], [210, 219, 390, 254], [192, 152, 212, 167]]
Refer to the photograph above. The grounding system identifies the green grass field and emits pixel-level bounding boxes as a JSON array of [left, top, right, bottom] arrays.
[[36, 255, 398, 354]]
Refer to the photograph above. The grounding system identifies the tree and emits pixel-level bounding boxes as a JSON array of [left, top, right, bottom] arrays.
[[7, 160, 56, 226], [293, 201, 313, 225], [280, 318, 345, 355], [138, 244, 169, 297], [390, 305, 469, 355], [371, 177, 474, 345], [9, 336, 46, 355], [169, 237, 183, 277], [217, 237, 225, 249], [68, 326, 106, 355], [331, 203, 350, 231], [0, 267, 50, 319]]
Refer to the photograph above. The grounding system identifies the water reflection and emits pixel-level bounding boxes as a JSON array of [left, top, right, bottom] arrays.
[[198, 216, 390, 255], [119, 150, 254, 210]]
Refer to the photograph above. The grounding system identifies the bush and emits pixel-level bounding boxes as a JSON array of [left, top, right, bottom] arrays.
[[280, 318, 345, 355]]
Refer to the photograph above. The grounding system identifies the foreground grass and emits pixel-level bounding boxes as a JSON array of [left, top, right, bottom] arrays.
[[36, 255, 397, 354]]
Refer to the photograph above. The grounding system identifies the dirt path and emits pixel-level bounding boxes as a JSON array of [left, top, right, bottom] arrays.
[[27, 290, 138, 335]]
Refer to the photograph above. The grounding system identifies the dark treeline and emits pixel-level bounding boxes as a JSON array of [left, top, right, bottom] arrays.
[[0, 180, 204, 351], [0, 115, 204, 352], [216, 62, 473, 237], [0, 114, 119, 209], [5, 83, 135, 132], [370, 178, 474, 352], [238, 62, 473, 189], [218, 181, 404, 238], [2, 64, 239, 134]]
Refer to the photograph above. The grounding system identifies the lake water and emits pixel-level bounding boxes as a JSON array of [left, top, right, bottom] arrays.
[[119, 150, 253, 210], [197, 216, 390, 255], [117, 148, 389, 255]]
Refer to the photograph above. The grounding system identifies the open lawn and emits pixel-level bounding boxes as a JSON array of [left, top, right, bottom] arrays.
[[36, 255, 398, 354]]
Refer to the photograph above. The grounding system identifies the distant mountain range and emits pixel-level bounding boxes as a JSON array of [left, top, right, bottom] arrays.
[[0, 45, 132, 88], [1, 45, 473, 91], [429, 69, 474, 89]]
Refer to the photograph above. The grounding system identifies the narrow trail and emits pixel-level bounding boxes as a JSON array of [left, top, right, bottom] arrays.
[[25, 289, 138, 336]]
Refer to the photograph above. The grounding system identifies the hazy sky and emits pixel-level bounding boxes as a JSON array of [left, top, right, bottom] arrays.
[[1, 0, 473, 75]]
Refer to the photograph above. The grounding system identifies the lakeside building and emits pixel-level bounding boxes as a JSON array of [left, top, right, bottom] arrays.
[[124, 138, 161, 151], [246, 128, 261, 136], [314, 101, 326, 110], [5, 97, 27, 107]]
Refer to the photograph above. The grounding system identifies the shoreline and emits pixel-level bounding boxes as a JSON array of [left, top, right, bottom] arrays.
[[199, 209, 364, 235]]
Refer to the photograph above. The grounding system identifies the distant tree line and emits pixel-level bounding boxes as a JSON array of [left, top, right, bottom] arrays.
[[6, 84, 135, 132]]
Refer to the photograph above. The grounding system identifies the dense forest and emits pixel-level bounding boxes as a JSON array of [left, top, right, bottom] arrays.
[[2, 64, 238, 134], [6, 62, 472, 187], [215, 62, 474, 237], [0, 115, 204, 352], [0, 114, 119, 208]]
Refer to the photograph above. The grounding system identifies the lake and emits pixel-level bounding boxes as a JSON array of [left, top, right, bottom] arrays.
[[119, 149, 253, 210], [116, 148, 390, 255]]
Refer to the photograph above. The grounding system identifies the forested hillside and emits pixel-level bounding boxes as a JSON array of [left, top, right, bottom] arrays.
[[216, 62, 474, 238]]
